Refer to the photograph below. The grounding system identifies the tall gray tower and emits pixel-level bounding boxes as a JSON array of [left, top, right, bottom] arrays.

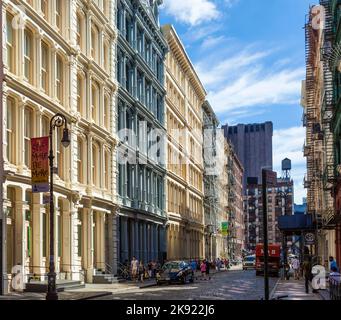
[[222, 122, 273, 191]]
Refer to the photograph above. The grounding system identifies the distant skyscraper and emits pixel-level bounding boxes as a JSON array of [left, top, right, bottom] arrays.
[[222, 122, 273, 191]]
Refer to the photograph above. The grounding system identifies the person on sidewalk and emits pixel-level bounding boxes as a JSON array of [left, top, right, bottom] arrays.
[[292, 257, 300, 280], [200, 260, 207, 280], [205, 259, 211, 280], [139, 261, 145, 283], [302, 257, 313, 294], [131, 257, 139, 283], [329, 256, 339, 273]]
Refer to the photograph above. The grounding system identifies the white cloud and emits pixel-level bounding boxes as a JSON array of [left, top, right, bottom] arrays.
[[162, 0, 219, 26], [195, 46, 305, 117], [273, 127, 307, 204]]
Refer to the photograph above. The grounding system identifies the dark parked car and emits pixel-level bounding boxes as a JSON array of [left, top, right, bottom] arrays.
[[156, 261, 194, 285]]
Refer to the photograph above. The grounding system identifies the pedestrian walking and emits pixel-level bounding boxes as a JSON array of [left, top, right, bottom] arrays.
[[205, 259, 211, 280], [329, 256, 340, 273], [151, 261, 157, 278], [292, 257, 300, 280], [138, 261, 145, 283], [200, 260, 207, 280], [131, 256, 139, 283], [302, 257, 313, 294], [147, 261, 152, 279]]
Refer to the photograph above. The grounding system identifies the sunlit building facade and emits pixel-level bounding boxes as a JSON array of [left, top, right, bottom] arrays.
[[2, 0, 118, 292], [162, 24, 206, 261]]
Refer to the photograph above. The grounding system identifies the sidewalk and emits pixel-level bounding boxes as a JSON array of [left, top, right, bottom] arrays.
[[271, 278, 322, 300]]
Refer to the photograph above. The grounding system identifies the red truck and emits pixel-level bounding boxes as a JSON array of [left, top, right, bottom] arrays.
[[255, 244, 281, 277]]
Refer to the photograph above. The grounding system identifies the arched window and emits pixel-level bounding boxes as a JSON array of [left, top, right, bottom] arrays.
[[6, 97, 15, 163], [55, 0, 62, 32], [104, 94, 110, 130], [24, 28, 34, 84], [104, 149, 110, 190], [41, 115, 49, 136], [91, 81, 100, 123], [92, 143, 100, 187], [24, 106, 34, 168], [6, 13, 15, 73], [41, 41, 49, 93], [56, 54, 64, 103], [91, 24, 100, 63], [76, 13, 82, 48]]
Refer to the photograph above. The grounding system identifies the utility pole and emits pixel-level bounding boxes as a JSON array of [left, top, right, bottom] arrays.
[[262, 169, 270, 301], [0, 0, 7, 296]]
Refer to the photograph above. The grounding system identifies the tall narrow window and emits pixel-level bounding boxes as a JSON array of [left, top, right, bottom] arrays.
[[55, 0, 62, 31], [41, 41, 49, 93], [77, 138, 83, 183], [91, 82, 99, 123], [6, 98, 15, 163], [104, 95, 110, 130], [56, 55, 63, 102], [6, 14, 14, 72], [103, 41, 109, 71], [91, 25, 99, 63], [56, 127, 64, 179], [92, 144, 99, 187], [24, 107, 33, 168], [77, 210, 82, 257], [24, 29, 33, 83], [77, 74, 83, 114], [42, 115, 49, 136], [104, 150, 110, 190], [41, 0, 48, 20], [76, 14, 82, 48]]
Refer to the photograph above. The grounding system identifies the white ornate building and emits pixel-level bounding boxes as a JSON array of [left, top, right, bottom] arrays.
[[2, 0, 118, 292]]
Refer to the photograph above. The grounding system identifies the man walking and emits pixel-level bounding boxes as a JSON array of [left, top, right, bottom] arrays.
[[131, 256, 139, 283], [292, 256, 300, 280], [302, 256, 312, 294], [329, 256, 339, 273]]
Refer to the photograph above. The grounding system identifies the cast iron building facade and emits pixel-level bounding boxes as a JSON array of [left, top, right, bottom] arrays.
[[116, 0, 168, 265], [222, 122, 273, 191]]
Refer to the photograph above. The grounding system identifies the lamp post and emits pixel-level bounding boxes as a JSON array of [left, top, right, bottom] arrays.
[[46, 113, 70, 301]]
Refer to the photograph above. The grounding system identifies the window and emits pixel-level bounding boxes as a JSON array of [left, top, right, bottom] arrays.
[[41, 41, 49, 93], [6, 98, 15, 163], [56, 55, 63, 102], [104, 150, 110, 190], [41, 0, 48, 20], [76, 14, 82, 48], [77, 210, 82, 257], [92, 144, 99, 186], [24, 107, 33, 168], [91, 25, 99, 63], [6, 14, 14, 72], [77, 138, 83, 183], [103, 41, 109, 71], [55, 0, 62, 31], [56, 127, 64, 179], [91, 82, 100, 123], [77, 74, 83, 114], [104, 95, 110, 130], [42, 115, 49, 136], [24, 29, 33, 83]]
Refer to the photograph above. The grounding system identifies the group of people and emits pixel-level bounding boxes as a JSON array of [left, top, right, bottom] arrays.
[[128, 257, 161, 283], [289, 255, 340, 294], [214, 258, 230, 271]]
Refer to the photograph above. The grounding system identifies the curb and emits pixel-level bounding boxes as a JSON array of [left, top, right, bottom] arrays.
[[269, 278, 280, 299], [80, 292, 113, 300]]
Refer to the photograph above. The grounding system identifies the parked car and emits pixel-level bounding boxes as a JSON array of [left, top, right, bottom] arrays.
[[156, 261, 194, 285], [243, 255, 256, 270]]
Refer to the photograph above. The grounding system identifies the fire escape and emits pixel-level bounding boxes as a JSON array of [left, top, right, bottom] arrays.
[[304, 9, 319, 217], [320, 0, 337, 229]]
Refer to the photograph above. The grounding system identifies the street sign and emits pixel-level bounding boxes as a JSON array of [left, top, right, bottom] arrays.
[[304, 232, 316, 245], [31, 137, 49, 193], [221, 222, 229, 236]]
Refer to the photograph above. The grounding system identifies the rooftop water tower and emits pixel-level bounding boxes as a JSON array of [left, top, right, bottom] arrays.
[[282, 158, 292, 180]]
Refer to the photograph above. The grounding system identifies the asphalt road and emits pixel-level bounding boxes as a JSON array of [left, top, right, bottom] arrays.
[[94, 270, 279, 300]]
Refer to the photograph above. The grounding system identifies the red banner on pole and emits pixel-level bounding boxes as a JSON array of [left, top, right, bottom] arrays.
[[31, 137, 49, 193]]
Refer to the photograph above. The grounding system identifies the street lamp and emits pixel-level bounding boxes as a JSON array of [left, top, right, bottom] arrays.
[[46, 113, 70, 301]]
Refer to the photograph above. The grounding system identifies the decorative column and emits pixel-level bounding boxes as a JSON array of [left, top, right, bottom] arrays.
[[134, 219, 139, 259], [143, 222, 147, 263]]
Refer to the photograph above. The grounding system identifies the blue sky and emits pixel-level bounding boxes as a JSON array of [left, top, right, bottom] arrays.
[[160, 0, 313, 204]]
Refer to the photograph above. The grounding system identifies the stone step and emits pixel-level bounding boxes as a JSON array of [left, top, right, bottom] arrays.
[[93, 275, 120, 284], [25, 280, 85, 293]]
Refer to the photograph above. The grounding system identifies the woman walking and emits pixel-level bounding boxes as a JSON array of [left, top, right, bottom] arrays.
[[139, 261, 145, 283], [200, 260, 207, 280]]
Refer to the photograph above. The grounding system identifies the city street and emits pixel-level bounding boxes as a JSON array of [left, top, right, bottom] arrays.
[[92, 270, 278, 300]]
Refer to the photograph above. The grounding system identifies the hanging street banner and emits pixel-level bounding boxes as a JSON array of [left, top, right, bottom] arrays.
[[221, 222, 229, 237], [31, 137, 49, 193]]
